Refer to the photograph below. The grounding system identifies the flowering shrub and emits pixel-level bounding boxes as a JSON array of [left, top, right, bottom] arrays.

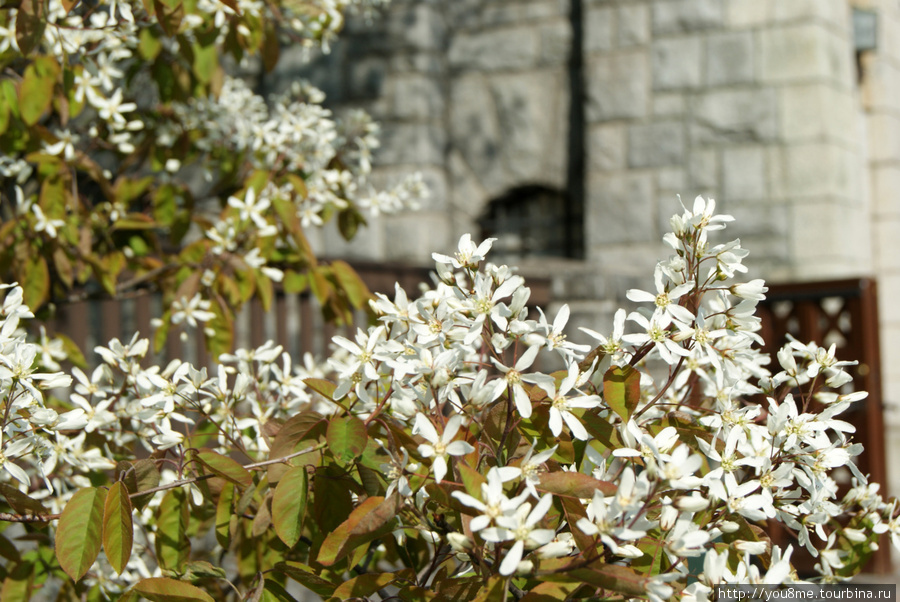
[[0, 0, 425, 357], [0, 197, 898, 600]]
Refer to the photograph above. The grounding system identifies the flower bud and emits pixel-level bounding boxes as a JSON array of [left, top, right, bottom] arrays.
[[676, 494, 710, 512], [719, 521, 740, 534], [734, 540, 768, 555], [447, 532, 472, 552]]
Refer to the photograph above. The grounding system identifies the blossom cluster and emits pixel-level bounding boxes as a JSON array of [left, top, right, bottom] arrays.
[[1, 198, 898, 599], [0, 0, 426, 350]]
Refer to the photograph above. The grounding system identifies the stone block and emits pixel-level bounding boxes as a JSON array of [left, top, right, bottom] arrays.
[[790, 199, 871, 276], [769, 144, 860, 200], [449, 75, 504, 191], [860, 57, 900, 113], [319, 212, 385, 260], [875, 216, 900, 271], [722, 147, 766, 200], [387, 74, 444, 120], [652, 36, 703, 90], [586, 173, 656, 245], [628, 121, 686, 168], [706, 31, 754, 86], [652, 0, 723, 34], [448, 150, 490, 219], [587, 124, 626, 171], [691, 89, 777, 143], [780, 84, 857, 147], [586, 51, 649, 121], [585, 6, 614, 52], [540, 19, 573, 65], [871, 165, 900, 217], [726, 201, 790, 239], [385, 3, 448, 51], [448, 27, 540, 71], [491, 71, 569, 186], [759, 24, 851, 84], [617, 4, 649, 47], [657, 169, 686, 192], [688, 150, 718, 190], [376, 122, 446, 166], [771, 0, 848, 26], [388, 52, 444, 76], [586, 243, 665, 281], [724, 0, 771, 28], [868, 113, 900, 163], [383, 211, 453, 263], [653, 93, 686, 117]]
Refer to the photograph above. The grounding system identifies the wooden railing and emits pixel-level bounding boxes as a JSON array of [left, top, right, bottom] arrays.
[[41, 262, 552, 368]]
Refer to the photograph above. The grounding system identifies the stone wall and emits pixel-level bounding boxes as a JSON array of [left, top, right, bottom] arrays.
[[280, 0, 900, 521]]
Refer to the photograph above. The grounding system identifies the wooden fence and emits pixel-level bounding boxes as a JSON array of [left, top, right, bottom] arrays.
[[41, 262, 552, 368]]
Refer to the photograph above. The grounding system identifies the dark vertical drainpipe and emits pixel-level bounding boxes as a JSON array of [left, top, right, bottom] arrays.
[[566, 0, 585, 259]]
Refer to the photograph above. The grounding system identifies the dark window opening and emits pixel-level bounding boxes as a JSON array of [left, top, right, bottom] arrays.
[[478, 185, 584, 262]]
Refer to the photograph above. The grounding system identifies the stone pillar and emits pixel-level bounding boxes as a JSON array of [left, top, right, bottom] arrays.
[[584, 0, 870, 294], [859, 0, 900, 511]]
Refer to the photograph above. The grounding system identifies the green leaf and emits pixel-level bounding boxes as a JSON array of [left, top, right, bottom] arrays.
[[267, 411, 326, 484], [129, 578, 215, 602], [558, 496, 595, 556], [537, 471, 616, 498], [330, 260, 371, 310], [317, 494, 400, 566], [103, 482, 134, 575], [0, 561, 34, 602], [192, 42, 217, 84], [333, 573, 397, 599], [155, 488, 190, 571], [15, 0, 45, 56], [53, 332, 86, 368], [129, 458, 161, 511], [275, 562, 337, 597], [568, 564, 647, 597], [205, 300, 234, 358], [337, 208, 367, 242], [180, 561, 227, 580], [281, 271, 308, 294], [0, 533, 21, 564], [470, 576, 505, 602], [55, 487, 105, 581], [261, 579, 296, 602], [603, 365, 641, 421], [138, 27, 162, 60], [19, 255, 49, 309], [215, 482, 236, 549], [271, 465, 308, 548], [194, 450, 253, 489], [19, 57, 59, 125], [0, 483, 49, 516], [303, 378, 336, 400], [311, 465, 356, 535], [457, 462, 486, 498], [326, 415, 368, 465]]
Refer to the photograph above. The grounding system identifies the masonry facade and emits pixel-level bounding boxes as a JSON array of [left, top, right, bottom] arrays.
[[272, 0, 900, 522]]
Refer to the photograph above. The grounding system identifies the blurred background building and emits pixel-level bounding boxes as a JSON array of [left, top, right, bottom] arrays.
[[268, 0, 900, 571]]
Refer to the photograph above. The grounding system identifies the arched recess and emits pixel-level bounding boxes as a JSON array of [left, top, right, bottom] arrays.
[[478, 185, 584, 263]]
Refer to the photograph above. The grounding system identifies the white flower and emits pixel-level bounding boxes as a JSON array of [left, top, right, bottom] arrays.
[[413, 413, 474, 483], [432, 234, 496, 270], [626, 265, 695, 324], [544, 362, 601, 440], [452, 467, 529, 532], [170, 294, 216, 329], [480, 494, 555, 576]]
